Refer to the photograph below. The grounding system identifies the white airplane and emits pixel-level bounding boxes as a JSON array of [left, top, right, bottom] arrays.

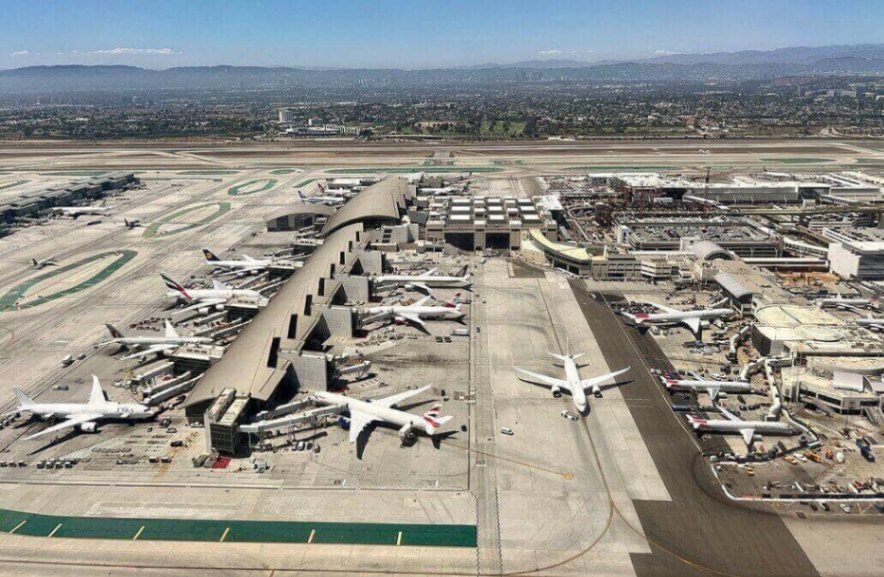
[[51, 200, 110, 218], [418, 186, 456, 196], [374, 266, 471, 293], [31, 256, 58, 269], [516, 353, 630, 414], [686, 407, 799, 448], [11, 375, 153, 441], [361, 296, 465, 330], [621, 302, 733, 335], [203, 249, 271, 275], [312, 384, 453, 444], [99, 320, 213, 360], [855, 314, 884, 332], [162, 273, 261, 314], [297, 190, 344, 207], [660, 376, 752, 400], [817, 294, 878, 310]]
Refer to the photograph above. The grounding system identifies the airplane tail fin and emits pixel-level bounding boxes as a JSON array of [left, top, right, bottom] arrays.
[[161, 273, 191, 301], [423, 403, 453, 435], [31, 258, 38, 267], [549, 352, 583, 364], [456, 265, 469, 277], [104, 323, 125, 339], [202, 249, 221, 262], [13, 388, 35, 408]]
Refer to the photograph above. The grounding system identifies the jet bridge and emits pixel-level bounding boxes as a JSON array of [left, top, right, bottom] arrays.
[[238, 404, 343, 435]]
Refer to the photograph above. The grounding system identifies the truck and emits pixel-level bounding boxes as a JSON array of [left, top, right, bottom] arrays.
[[860, 446, 876, 463]]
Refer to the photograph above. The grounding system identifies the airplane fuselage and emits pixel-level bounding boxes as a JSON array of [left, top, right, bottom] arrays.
[[313, 392, 436, 436], [634, 308, 732, 325], [104, 335, 213, 347], [688, 417, 797, 436], [663, 379, 752, 393], [366, 304, 464, 321], [560, 357, 587, 412], [166, 288, 260, 303], [376, 274, 470, 289], [25, 402, 153, 421]]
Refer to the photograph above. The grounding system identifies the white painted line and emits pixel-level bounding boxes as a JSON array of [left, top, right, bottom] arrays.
[[396, 531, 403, 546], [48, 523, 63, 538], [133, 525, 145, 540], [220, 527, 230, 542], [307, 529, 315, 544], [8, 520, 26, 534]]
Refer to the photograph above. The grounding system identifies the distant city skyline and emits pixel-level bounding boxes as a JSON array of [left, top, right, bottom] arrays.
[[2, 0, 883, 69]]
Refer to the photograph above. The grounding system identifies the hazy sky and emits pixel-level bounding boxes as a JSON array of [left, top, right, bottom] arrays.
[[2, 0, 882, 69]]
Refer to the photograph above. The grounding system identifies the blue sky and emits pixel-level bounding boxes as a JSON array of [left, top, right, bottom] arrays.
[[2, 0, 882, 69]]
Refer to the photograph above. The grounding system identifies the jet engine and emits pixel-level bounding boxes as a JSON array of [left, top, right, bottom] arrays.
[[551, 386, 562, 398], [79, 422, 98, 433], [398, 422, 415, 440]]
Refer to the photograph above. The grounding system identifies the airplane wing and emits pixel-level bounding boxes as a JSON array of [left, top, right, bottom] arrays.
[[176, 298, 226, 314], [647, 301, 680, 314], [515, 368, 570, 392], [398, 312, 426, 328], [88, 375, 105, 405], [241, 254, 256, 262], [739, 428, 756, 447], [409, 282, 432, 295], [423, 268, 439, 277], [580, 367, 631, 393], [718, 406, 741, 422], [706, 386, 721, 401], [24, 412, 103, 441], [373, 384, 434, 409], [211, 279, 229, 290], [347, 409, 377, 443], [683, 317, 702, 334], [412, 295, 432, 307], [120, 344, 178, 361]]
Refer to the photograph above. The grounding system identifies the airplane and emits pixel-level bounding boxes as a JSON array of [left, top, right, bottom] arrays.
[[10, 375, 153, 441], [361, 296, 465, 330], [855, 314, 884, 332], [312, 384, 453, 444], [685, 407, 799, 448], [99, 320, 213, 360], [202, 249, 271, 275], [50, 200, 110, 219], [161, 273, 262, 314], [297, 190, 344, 207], [620, 302, 733, 335], [417, 186, 456, 196], [660, 376, 753, 400], [817, 294, 878, 310], [373, 266, 471, 293], [516, 353, 630, 414], [31, 256, 58, 269], [123, 218, 141, 229]]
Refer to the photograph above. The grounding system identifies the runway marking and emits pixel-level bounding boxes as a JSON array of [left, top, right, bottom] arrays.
[[47, 523, 63, 538], [132, 525, 144, 540], [8, 520, 26, 534], [307, 529, 315, 544], [219, 527, 230, 542], [396, 531, 403, 546]]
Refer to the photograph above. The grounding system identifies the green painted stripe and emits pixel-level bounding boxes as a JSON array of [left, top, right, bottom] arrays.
[[0, 180, 29, 191], [295, 178, 317, 188], [0, 508, 476, 547], [142, 202, 231, 239], [0, 250, 137, 311], [227, 178, 278, 196]]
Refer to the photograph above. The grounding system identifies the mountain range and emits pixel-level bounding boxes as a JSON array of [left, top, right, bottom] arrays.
[[1, 44, 882, 94]]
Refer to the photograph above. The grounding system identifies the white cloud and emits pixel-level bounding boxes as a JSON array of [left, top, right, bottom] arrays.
[[11, 50, 36, 57], [538, 49, 562, 56], [654, 49, 674, 56], [88, 47, 181, 56]]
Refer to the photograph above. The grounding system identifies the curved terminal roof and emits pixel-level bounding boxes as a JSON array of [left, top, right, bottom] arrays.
[[692, 240, 733, 262], [265, 204, 336, 222], [186, 223, 363, 407], [529, 229, 592, 264], [321, 177, 411, 236], [714, 271, 755, 301]]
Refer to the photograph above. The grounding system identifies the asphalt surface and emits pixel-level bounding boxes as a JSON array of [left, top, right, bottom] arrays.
[[570, 280, 819, 577]]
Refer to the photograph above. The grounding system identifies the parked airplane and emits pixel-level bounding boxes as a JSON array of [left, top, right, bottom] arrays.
[[621, 302, 733, 334], [686, 407, 799, 448], [31, 256, 58, 269], [99, 320, 213, 360], [661, 376, 753, 400], [123, 218, 141, 229], [161, 273, 261, 314], [855, 314, 884, 332], [312, 384, 452, 444], [51, 200, 109, 218], [202, 249, 271, 275], [817, 294, 878, 310], [361, 296, 464, 329], [297, 190, 344, 207], [374, 266, 471, 293], [516, 353, 630, 414], [11, 375, 153, 441]]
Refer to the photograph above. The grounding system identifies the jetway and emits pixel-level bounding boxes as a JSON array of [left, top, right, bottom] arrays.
[[143, 375, 201, 406], [142, 371, 192, 398], [238, 405, 343, 435]]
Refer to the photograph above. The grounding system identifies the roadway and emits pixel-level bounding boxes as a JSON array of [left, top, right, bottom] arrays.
[[569, 280, 819, 577]]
